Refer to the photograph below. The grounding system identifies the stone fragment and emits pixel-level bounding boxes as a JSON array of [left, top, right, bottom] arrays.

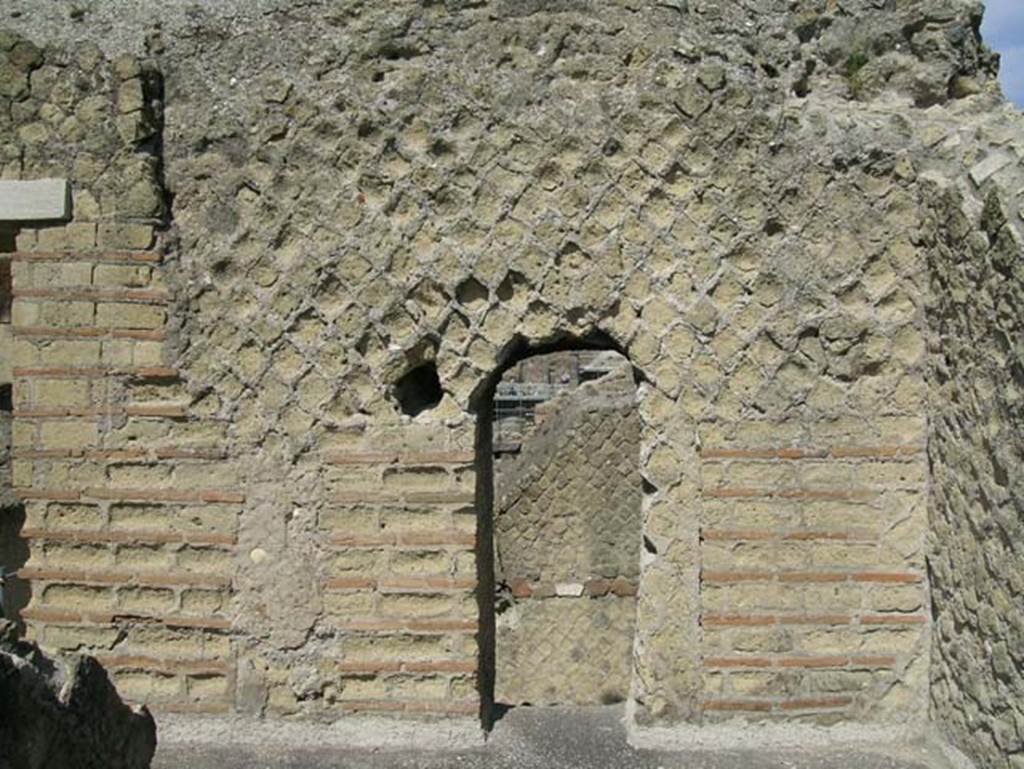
[[97, 222, 155, 249], [970, 153, 1012, 187], [675, 83, 711, 119], [555, 582, 585, 597], [117, 78, 145, 114], [112, 53, 142, 81], [8, 40, 42, 71], [950, 76, 982, 99], [697, 65, 726, 92], [0, 61, 29, 99], [261, 76, 293, 104], [0, 620, 156, 769]]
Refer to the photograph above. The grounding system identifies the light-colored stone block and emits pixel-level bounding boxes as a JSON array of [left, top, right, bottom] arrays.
[[0, 179, 71, 221], [969, 153, 1012, 187]]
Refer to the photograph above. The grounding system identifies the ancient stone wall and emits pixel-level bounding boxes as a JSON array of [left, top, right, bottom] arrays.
[[493, 356, 639, 706], [0, 31, 236, 713], [926, 177, 1024, 768], [0, 2, 1018, 756]]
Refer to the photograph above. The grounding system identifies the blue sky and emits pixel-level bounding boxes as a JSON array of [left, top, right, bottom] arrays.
[[982, 0, 1024, 106]]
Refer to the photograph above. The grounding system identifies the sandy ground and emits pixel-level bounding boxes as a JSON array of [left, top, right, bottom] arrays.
[[153, 706, 957, 769]]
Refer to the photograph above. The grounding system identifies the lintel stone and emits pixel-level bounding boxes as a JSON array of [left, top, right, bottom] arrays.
[[0, 179, 71, 222]]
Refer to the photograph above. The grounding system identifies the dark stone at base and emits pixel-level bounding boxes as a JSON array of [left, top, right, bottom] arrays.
[[0, 619, 156, 769]]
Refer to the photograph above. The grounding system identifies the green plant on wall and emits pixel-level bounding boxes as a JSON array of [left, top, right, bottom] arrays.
[[845, 50, 870, 98]]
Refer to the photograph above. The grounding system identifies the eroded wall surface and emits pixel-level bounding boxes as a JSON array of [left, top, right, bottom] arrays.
[[927, 177, 1024, 768], [0, 30, 237, 711], [0, 1, 1019, 751], [493, 357, 639, 706]]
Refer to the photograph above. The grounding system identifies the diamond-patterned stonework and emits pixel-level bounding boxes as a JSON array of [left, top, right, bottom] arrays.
[[494, 356, 639, 705]]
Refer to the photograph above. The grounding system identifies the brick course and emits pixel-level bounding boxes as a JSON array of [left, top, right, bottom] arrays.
[[0, 7, 1014, 755], [697, 425, 929, 721]]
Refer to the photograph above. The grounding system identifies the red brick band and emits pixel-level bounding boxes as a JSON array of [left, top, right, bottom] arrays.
[[14, 326, 166, 341], [704, 655, 897, 670], [702, 569, 924, 584], [11, 250, 161, 264], [97, 655, 231, 674], [13, 287, 170, 303], [13, 447, 224, 461], [20, 527, 237, 547], [703, 696, 852, 712], [13, 366, 179, 379], [332, 618, 476, 634], [18, 567, 231, 589], [704, 488, 875, 500], [701, 446, 922, 460], [16, 488, 244, 504], [325, 576, 477, 592], [328, 532, 476, 548], [507, 578, 638, 599], [333, 490, 474, 505], [701, 613, 925, 626], [702, 529, 875, 542], [332, 660, 476, 674], [326, 451, 475, 465], [21, 607, 230, 630], [13, 405, 186, 418]]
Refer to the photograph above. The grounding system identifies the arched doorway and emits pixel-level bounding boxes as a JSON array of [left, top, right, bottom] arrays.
[[473, 338, 643, 724]]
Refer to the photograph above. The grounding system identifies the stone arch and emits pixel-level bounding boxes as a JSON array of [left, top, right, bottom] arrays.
[[469, 328, 702, 727]]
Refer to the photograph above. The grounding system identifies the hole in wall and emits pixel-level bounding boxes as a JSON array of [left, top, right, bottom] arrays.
[[600, 689, 625, 705], [793, 59, 816, 97], [456, 276, 489, 307], [496, 271, 526, 303], [392, 362, 443, 417], [429, 138, 452, 156]]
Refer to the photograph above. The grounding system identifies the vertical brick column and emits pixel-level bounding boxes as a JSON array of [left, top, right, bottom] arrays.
[[256, 432, 480, 717], [697, 418, 930, 723], [10, 223, 242, 714]]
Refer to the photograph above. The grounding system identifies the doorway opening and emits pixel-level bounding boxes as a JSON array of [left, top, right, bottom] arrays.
[[474, 339, 641, 727]]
